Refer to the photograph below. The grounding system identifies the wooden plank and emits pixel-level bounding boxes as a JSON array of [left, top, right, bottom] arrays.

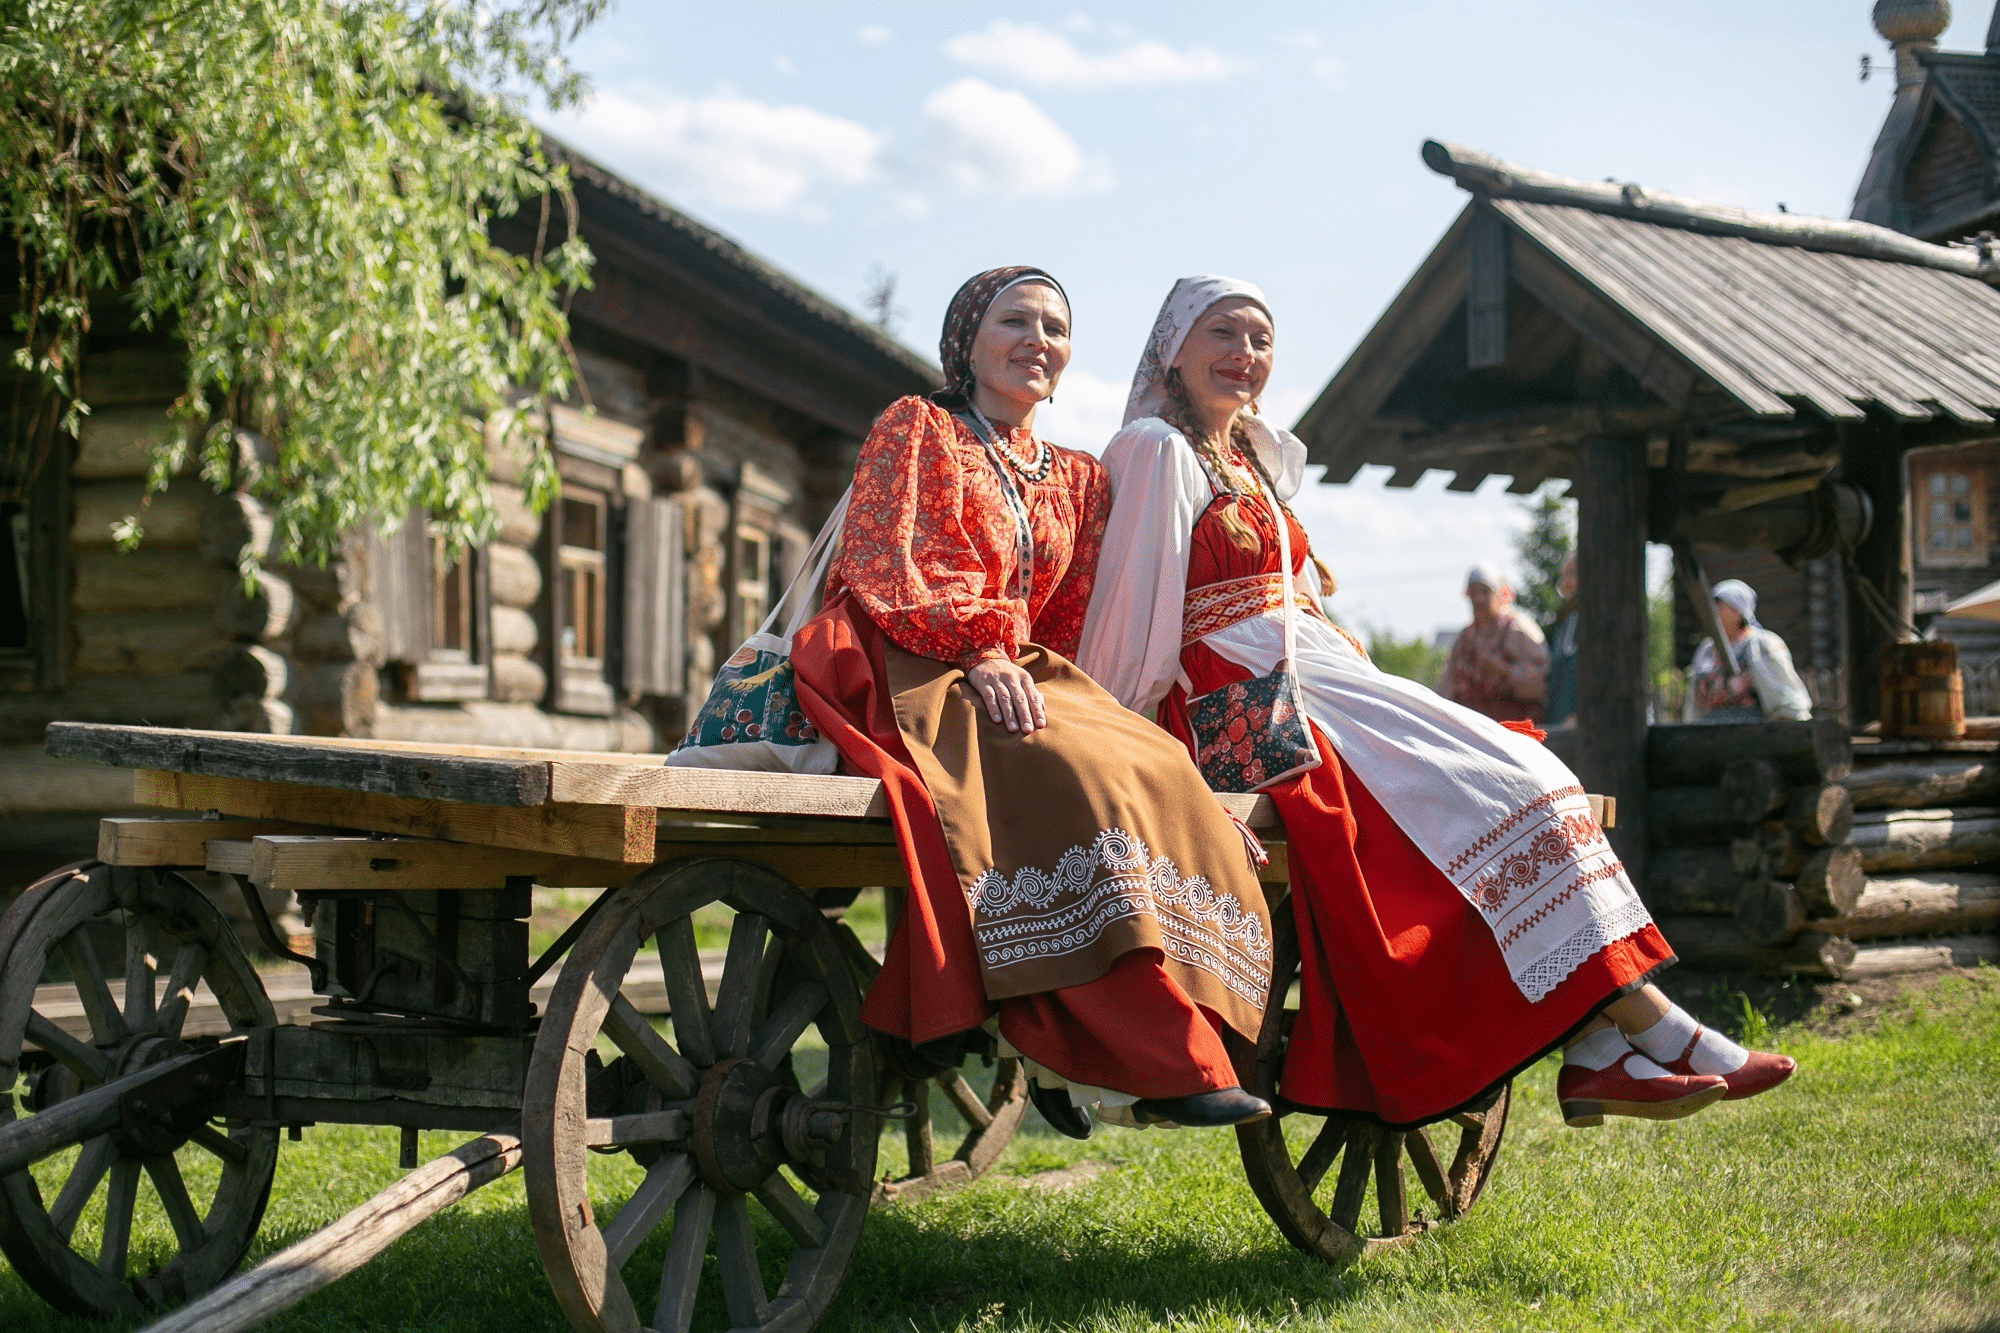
[[204, 840, 253, 877], [98, 815, 329, 867], [1577, 435, 1652, 881], [247, 836, 636, 893], [132, 771, 656, 864], [50, 722, 558, 807]]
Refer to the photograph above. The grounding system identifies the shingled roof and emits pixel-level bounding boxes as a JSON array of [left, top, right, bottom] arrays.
[[1297, 142, 2000, 492]]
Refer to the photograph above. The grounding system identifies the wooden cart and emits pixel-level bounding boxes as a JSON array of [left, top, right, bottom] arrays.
[[0, 722, 1527, 1332]]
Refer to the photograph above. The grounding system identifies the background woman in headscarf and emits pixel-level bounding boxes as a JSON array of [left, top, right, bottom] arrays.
[[1078, 275, 1793, 1134], [1684, 578, 1814, 723], [789, 267, 1274, 1139], [1437, 563, 1550, 724]]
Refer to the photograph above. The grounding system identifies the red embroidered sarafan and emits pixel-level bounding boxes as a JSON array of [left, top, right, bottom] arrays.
[[828, 395, 1108, 668]]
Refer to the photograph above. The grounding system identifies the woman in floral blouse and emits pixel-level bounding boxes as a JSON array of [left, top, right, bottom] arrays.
[[789, 267, 1275, 1137]]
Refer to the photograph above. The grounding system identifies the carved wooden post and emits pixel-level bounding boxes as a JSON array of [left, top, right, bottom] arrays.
[[1577, 435, 1651, 883], [1842, 423, 1909, 727]]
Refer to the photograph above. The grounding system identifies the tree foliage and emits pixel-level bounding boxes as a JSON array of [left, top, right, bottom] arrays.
[[2, 0, 602, 570], [1513, 487, 1575, 626], [1365, 627, 1447, 688]]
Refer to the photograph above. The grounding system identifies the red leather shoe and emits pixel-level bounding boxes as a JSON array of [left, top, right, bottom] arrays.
[[1557, 1055, 1728, 1128], [1662, 1029, 1796, 1101]]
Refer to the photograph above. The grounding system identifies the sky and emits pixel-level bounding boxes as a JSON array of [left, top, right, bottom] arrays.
[[535, 1, 1997, 641]]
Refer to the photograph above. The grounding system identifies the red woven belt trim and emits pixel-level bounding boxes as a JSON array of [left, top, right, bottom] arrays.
[[1182, 575, 1318, 646]]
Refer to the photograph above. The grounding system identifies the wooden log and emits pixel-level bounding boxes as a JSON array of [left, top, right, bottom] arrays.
[[1731, 827, 1794, 880], [1644, 847, 1742, 915], [135, 1127, 523, 1333], [213, 645, 289, 701], [1845, 808, 2000, 874], [491, 653, 546, 704], [1734, 879, 1809, 946], [71, 549, 230, 615], [71, 611, 228, 678], [1801, 872, 2000, 941], [1837, 933, 2000, 979], [1647, 718, 1852, 787], [1647, 787, 1750, 847], [1843, 756, 2000, 810], [487, 542, 541, 610], [491, 482, 543, 546], [1795, 845, 1866, 916], [1785, 784, 1854, 847], [71, 407, 193, 480], [216, 570, 295, 643], [490, 605, 538, 655], [1721, 758, 1787, 823], [1653, 915, 1857, 976], [70, 481, 205, 548], [131, 770, 657, 864], [1577, 435, 1651, 882]]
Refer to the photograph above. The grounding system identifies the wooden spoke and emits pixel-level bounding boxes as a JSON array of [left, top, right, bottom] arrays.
[[937, 1072, 994, 1131], [190, 1123, 251, 1168], [754, 1170, 828, 1248], [1404, 1126, 1450, 1212], [154, 942, 209, 1037], [58, 931, 126, 1046], [603, 1153, 694, 1270], [98, 1159, 139, 1275], [652, 1182, 715, 1333], [1326, 1125, 1377, 1235], [1374, 1132, 1409, 1237], [123, 929, 156, 1030], [903, 1080, 934, 1177], [713, 1193, 770, 1327], [1295, 1120, 1348, 1196], [48, 1137, 115, 1242], [748, 980, 827, 1070], [656, 917, 716, 1067], [710, 912, 770, 1060], [602, 995, 696, 1100], [145, 1154, 207, 1253], [24, 1010, 111, 1083]]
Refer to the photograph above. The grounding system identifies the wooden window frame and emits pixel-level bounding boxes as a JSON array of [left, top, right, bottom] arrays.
[[375, 512, 491, 702], [1912, 450, 1989, 569]]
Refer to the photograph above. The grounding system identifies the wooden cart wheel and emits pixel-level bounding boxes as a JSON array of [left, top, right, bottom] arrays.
[[525, 857, 877, 1333], [818, 901, 1029, 1206], [870, 1049, 1028, 1206], [1232, 902, 1510, 1265], [0, 862, 280, 1316]]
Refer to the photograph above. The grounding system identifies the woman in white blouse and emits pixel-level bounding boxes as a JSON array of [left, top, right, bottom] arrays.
[[1684, 579, 1814, 723], [1077, 276, 1794, 1133]]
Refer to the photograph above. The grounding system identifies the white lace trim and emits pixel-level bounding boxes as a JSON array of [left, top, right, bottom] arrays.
[[1510, 896, 1657, 1003]]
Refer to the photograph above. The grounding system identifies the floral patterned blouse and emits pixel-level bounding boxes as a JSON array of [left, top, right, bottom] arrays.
[[828, 395, 1109, 669]]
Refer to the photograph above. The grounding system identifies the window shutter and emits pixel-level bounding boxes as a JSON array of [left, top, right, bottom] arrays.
[[621, 496, 684, 698], [371, 510, 432, 663]]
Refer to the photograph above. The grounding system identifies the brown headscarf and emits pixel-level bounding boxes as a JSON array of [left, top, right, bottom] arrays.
[[931, 266, 1070, 408]]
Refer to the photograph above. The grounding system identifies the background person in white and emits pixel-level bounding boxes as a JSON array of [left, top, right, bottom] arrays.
[[1684, 579, 1814, 723]]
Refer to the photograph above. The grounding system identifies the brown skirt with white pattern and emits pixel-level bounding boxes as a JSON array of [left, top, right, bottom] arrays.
[[885, 642, 1272, 1040]]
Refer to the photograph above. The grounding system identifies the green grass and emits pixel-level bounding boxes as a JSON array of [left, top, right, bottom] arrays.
[[4, 968, 1996, 1332]]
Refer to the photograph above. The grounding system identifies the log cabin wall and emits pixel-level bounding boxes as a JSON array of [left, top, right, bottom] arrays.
[[0, 142, 937, 903]]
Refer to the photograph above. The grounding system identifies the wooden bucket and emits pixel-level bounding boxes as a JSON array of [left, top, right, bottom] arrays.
[[1880, 641, 1966, 740]]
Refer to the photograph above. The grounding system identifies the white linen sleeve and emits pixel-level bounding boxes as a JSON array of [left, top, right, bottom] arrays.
[[1075, 421, 1208, 716], [1748, 631, 1814, 721]]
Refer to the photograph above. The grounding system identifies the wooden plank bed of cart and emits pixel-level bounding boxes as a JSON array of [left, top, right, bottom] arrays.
[[0, 723, 1567, 1333]]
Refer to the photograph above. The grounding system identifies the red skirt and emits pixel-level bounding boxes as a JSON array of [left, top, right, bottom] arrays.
[[1161, 650, 1672, 1127]]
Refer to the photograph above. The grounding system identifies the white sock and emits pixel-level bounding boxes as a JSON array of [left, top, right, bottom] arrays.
[[1563, 1025, 1672, 1079], [1627, 1005, 1748, 1075]]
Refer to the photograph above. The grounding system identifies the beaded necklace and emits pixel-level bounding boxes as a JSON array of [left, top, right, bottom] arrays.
[[967, 403, 1054, 483], [959, 407, 1037, 606]]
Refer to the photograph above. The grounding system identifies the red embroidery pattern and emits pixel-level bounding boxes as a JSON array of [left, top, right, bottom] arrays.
[[828, 397, 1109, 667], [1181, 574, 1321, 645], [1499, 862, 1629, 950], [1445, 785, 1584, 878], [1468, 810, 1608, 911]]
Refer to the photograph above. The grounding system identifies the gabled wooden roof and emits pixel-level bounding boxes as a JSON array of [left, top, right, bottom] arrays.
[[1298, 142, 2000, 493]]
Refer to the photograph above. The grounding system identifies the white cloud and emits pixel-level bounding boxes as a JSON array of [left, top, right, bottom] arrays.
[[918, 78, 1108, 197], [943, 20, 1252, 90], [1034, 368, 1130, 454], [857, 25, 891, 45], [553, 86, 880, 214]]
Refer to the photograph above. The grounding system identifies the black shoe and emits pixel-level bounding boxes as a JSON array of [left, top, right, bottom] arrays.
[[1132, 1086, 1272, 1127], [1028, 1078, 1092, 1140]]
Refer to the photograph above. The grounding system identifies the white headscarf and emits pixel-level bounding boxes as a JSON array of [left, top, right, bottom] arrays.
[[1124, 274, 1309, 500], [1711, 578, 1760, 628], [1466, 562, 1509, 592]]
